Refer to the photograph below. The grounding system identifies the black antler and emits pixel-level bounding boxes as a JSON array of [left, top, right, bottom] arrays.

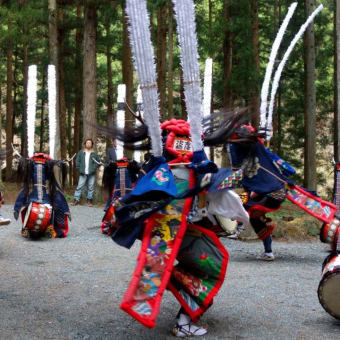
[[125, 100, 145, 125]]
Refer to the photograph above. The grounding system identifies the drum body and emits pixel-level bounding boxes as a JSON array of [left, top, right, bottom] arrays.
[[23, 202, 52, 233], [215, 215, 237, 235], [318, 254, 340, 320], [320, 218, 340, 249], [101, 203, 116, 235], [102, 203, 115, 224]]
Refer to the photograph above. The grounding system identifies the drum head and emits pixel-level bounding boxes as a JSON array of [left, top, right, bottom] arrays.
[[215, 215, 237, 235], [318, 272, 340, 320], [23, 202, 33, 228]]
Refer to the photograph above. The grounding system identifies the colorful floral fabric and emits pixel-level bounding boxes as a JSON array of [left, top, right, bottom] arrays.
[[168, 225, 229, 322]]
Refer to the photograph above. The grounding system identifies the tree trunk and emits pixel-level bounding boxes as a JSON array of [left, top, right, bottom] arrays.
[[277, 86, 282, 155], [67, 104, 73, 186], [272, 0, 281, 153], [157, 2, 167, 119], [22, 1, 28, 157], [5, 40, 13, 180], [106, 20, 114, 147], [13, 53, 18, 145], [334, 0, 340, 161], [122, 3, 134, 158], [122, 4, 133, 108], [250, 0, 260, 129], [223, 0, 233, 109], [58, 7, 67, 160], [209, 0, 213, 45], [303, 0, 317, 190], [208, 0, 215, 162], [122, 4, 133, 109], [167, 2, 174, 119], [0, 73, 2, 184], [83, 2, 97, 144], [180, 69, 187, 119], [73, 1, 83, 184], [49, 0, 61, 159]]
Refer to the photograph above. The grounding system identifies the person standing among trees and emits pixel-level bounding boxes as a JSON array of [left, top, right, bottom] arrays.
[[106, 138, 117, 163], [72, 139, 101, 207]]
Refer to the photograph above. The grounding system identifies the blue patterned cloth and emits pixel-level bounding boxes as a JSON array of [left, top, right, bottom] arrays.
[[229, 141, 286, 194]]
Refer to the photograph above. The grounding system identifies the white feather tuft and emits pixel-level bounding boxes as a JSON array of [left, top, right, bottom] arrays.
[[203, 58, 213, 157], [136, 85, 143, 106], [48, 65, 57, 158], [116, 84, 126, 160], [125, 0, 163, 157], [172, 0, 204, 151], [259, 2, 298, 133], [134, 85, 144, 162], [27, 65, 38, 158], [203, 58, 213, 118], [266, 4, 323, 140]]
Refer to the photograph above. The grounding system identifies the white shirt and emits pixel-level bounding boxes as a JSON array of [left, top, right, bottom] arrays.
[[207, 190, 249, 224], [85, 151, 91, 175]]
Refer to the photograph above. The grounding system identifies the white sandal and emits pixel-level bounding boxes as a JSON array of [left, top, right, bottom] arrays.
[[172, 323, 207, 337], [172, 314, 207, 337]]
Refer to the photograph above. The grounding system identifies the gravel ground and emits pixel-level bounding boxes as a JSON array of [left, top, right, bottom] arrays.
[[0, 204, 340, 340]]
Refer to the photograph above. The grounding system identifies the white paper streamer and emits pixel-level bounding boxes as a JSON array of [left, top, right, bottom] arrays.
[[137, 85, 143, 109], [266, 4, 323, 140], [172, 0, 204, 151], [27, 65, 38, 158], [203, 58, 213, 157], [125, 0, 163, 157], [203, 58, 213, 118], [134, 85, 143, 162], [259, 2, 298, 133], [48, 65, 57, 158], [116, 84, 126, 160]]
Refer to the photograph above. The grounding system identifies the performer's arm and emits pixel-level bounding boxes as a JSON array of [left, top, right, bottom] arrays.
[[94, 152, 101, 167]]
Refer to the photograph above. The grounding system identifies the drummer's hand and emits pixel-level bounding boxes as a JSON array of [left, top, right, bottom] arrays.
[[66, 212, 71, 222], [13, 211, 19, 220], [250, 191, 259, 199], [110, 214, 116, 224]]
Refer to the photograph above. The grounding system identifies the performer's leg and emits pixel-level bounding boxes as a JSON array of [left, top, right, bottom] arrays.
[[263, 235, 272, 253], [258, 234, 275, 261], [73, 175, 87, 202], [249, 216, 275, 261], [170, 226, 227, 337], [87, 174, 95, 200]]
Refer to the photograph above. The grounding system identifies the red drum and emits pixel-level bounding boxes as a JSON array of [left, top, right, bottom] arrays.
[[318, 254, 340, 320], [320, 218, 340, 249], [23, 202, 52, 233], [102, 203, 115, 224], [101, 203, 117, 235]]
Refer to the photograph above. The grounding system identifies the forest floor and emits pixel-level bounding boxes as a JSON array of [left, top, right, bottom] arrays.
[[0, 204, 339, 340]]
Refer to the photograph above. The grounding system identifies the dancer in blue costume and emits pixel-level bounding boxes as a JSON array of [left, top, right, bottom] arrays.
[[14, 153, 70, 239]]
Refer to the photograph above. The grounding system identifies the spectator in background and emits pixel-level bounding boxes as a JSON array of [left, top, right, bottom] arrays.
[[72, 139, 101, 207], [106, 138, 117, 163]]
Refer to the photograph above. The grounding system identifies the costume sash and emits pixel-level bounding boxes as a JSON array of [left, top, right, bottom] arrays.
[[286, 184, 337, 224], [120, 172, 194, 328]]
